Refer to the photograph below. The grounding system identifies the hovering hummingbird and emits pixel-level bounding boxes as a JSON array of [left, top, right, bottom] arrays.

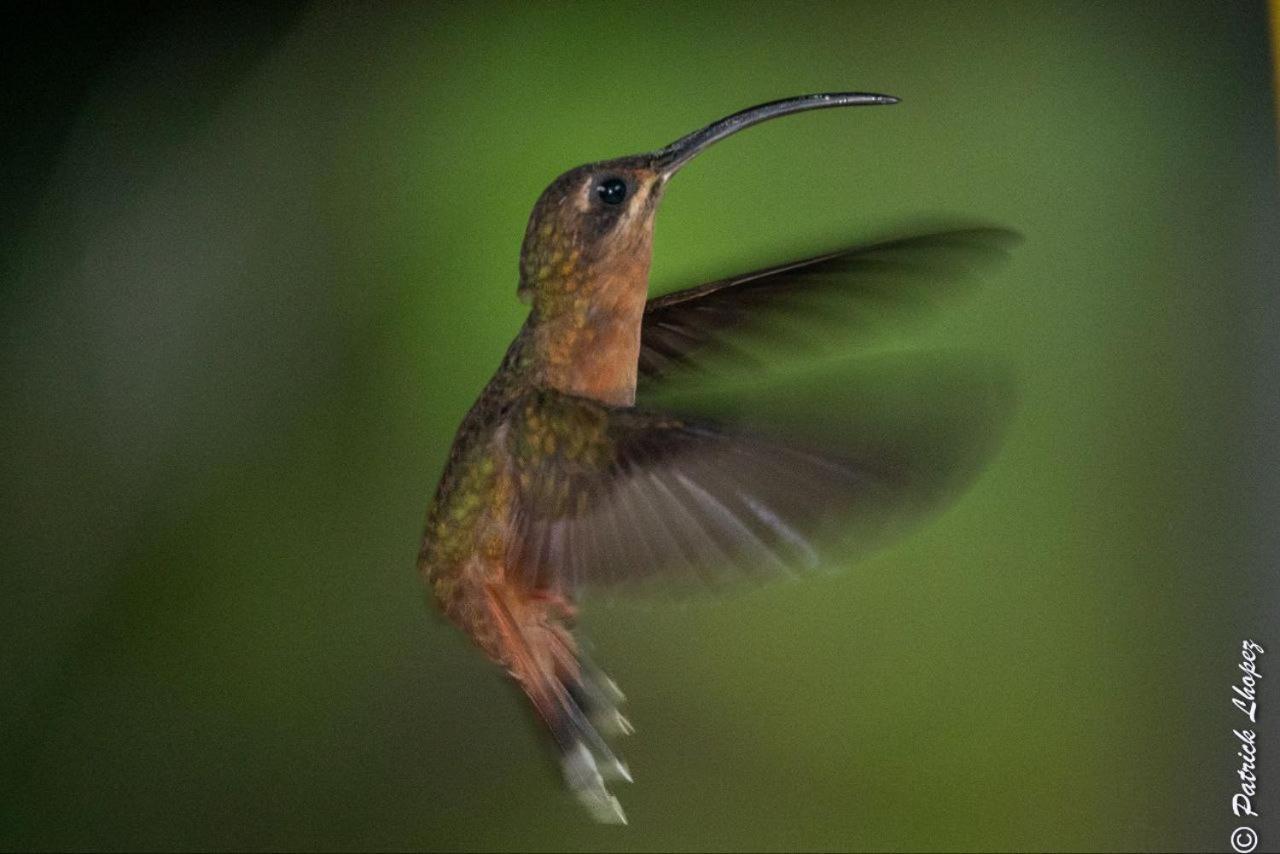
[[417, 93, 1016, 823]]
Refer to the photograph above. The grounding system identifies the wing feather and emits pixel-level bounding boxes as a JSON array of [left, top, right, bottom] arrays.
[[507, 390, 909, 592], [639, 226, 1020, 382]]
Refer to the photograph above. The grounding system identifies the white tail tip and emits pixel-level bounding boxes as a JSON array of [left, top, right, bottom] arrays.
[[562, 741, 629, 824]]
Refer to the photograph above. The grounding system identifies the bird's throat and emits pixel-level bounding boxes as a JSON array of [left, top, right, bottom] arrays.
[[531, 255, 651, 407]]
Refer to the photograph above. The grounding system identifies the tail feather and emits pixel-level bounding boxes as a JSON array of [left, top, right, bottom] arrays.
[[483, 583, 632, 823]]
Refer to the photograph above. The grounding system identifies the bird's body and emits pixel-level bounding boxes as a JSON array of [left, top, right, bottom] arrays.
[[419, 320, 623, 724], [419, 321, 644, 822], [416, 94, 1017, 822]]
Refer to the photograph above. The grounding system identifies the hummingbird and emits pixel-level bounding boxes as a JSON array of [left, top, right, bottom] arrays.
[[417, 93, 1016, 823]]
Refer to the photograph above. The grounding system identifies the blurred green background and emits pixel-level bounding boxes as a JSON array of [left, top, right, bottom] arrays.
[[2, 2, 1278, 851]]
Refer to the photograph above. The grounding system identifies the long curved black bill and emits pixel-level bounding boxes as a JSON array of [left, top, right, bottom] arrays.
[[654, 92, 899, 177]]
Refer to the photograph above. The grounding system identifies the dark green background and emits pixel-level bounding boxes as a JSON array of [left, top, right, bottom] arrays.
[[2, 2, 1277, 851]]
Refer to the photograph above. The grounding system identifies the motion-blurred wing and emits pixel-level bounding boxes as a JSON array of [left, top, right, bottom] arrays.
[[507, 388, 918, 593], [638, 226, 1020, 382]]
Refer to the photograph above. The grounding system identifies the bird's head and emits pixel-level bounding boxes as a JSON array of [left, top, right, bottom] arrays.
[[516, 92, 900, 313], [517, 155, 665, 308]]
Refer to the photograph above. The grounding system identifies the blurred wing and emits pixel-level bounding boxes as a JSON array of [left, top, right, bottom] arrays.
[[507, 389, 914, 593], [638, 226, 1020, 382]]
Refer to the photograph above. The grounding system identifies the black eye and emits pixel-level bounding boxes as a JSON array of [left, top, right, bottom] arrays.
[[596, 177, 628, 205]]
